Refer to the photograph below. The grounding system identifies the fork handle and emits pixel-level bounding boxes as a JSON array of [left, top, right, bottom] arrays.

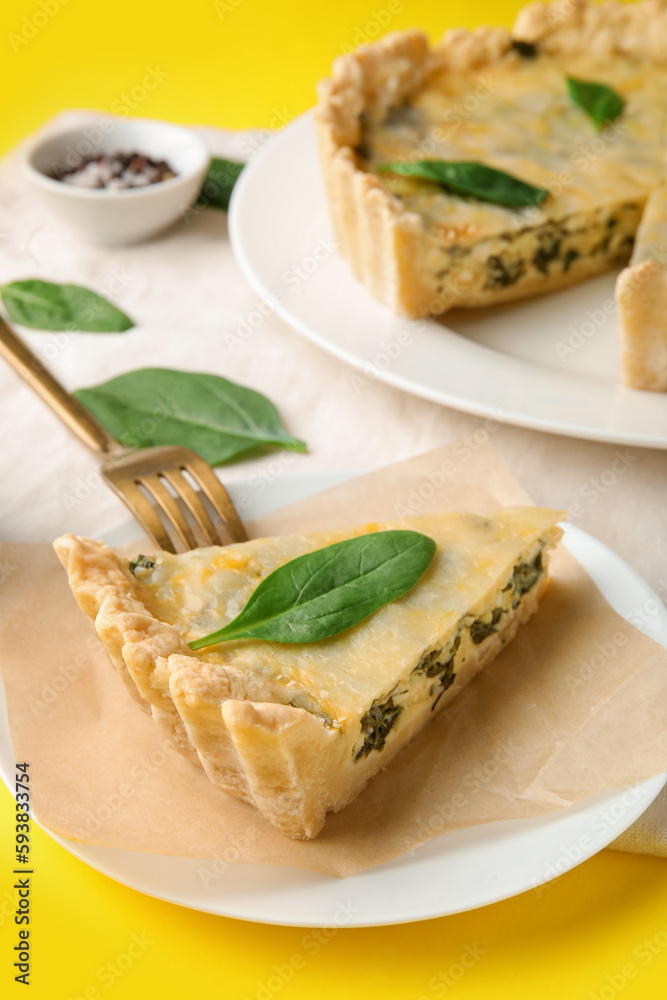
[[0, 315, 120, 456]]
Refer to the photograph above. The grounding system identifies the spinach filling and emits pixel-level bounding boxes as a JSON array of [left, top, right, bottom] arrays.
[[562, 248, 580, 272], [469, 606, 505, 644], [512, 550, 543, 597], [415, 634, 461, 710], [533, 225, 564, 274], [129, 554, 156, 576], [431, 641, 459, 710], [416, 636, 454, 678], [354, 548, 545, 757], [469, 549, 544, 642], [355, 696, 403, 759], [480, 208, 631, 293], [485, 254, 526, 289], [511, 39, 539, 58]]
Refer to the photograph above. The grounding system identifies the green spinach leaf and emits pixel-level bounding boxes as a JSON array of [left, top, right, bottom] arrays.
[[0, 280, 133, 332], [196, 157, 244, 211], [566, 77, 624, 131], [74, 368, 306, 465], [189, 529, 437, 648], [378, 160, 549, 208]]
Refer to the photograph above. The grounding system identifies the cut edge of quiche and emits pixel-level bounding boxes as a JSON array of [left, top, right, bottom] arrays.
[[54, 508, 563, 840], [315, 0, 667, 387]]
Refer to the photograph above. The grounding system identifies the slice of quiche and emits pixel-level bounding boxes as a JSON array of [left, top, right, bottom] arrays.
[[315, 0, 666, 324], [54, 507, 563, 839]]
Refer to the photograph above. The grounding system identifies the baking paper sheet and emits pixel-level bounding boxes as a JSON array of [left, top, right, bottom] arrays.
[[1, 440, 666, 877]]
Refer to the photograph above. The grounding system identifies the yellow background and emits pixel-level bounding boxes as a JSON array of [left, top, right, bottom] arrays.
[[1, 0, 666, 997]]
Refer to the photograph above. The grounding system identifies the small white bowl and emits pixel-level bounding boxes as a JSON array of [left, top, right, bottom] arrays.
[[23, 116, 210, 245]]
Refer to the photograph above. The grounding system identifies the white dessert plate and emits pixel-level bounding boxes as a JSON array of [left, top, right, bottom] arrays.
[[229, 113, 667, 450], [1, 471, 666, 927]]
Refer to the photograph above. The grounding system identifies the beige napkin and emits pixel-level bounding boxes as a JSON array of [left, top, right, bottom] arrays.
[[1, 441, 666, 876], [0, 113, 666, 858]]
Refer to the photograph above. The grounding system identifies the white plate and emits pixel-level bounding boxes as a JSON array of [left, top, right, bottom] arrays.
[[229, 113, 667, 450], [1, 471, 666, 927]]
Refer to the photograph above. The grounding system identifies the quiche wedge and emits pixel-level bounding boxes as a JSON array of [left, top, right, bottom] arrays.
[[54, 507, 563, 840], [315, 0, 667, 387]]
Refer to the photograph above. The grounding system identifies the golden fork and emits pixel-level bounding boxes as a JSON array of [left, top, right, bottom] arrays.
[[0, 316, 247, 552]]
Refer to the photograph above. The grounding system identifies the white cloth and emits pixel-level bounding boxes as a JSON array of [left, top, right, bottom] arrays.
[[1, 112, 665, 855]]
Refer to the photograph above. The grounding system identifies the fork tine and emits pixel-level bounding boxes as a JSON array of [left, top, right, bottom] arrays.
[[160, 467, 223, 547], [102, 445, 247, 553], [103, 475, 176, 553], [183, 455, 248, 544], [139, 474, 197, 551]]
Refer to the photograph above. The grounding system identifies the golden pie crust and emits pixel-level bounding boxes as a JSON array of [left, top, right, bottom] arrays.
[[54, 509, 562, 839]]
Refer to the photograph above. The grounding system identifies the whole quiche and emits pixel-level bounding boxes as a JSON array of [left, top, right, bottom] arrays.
[[315, 0, 667, 390]]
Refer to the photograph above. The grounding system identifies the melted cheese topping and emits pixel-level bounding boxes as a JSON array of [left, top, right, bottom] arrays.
[[364, 51, 666, 242], [133, 508, 562, 723]]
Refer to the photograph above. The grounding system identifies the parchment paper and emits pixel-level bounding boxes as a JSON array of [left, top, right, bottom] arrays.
[[1, 440, 666, 878]]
